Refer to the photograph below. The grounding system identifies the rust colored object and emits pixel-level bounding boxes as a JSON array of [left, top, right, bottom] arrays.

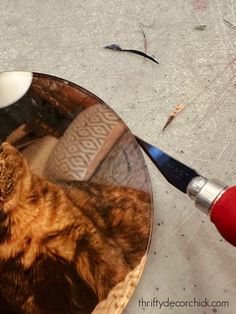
[[162, 104, 186, 132]]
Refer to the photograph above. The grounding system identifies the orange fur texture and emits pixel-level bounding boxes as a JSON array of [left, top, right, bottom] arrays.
[[0, 142, 151, 313]]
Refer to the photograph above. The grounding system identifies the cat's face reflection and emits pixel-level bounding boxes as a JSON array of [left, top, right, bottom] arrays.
[[0, 142, 25, 200]]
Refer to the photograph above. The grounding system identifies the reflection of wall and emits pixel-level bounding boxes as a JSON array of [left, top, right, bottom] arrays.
[[0, 90, 72, 142], [0, 73, 107, 144], [0, 91, 35, 141]]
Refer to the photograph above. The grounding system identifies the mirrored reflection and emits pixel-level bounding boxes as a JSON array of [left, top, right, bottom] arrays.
[[0, 72, 153, 314]]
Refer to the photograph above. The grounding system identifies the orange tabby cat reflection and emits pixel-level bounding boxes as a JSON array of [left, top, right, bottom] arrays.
[[0, 142, 151, 314]]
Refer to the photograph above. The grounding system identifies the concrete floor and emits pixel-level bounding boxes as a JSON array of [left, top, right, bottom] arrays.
[[1, 0, 236, 313]]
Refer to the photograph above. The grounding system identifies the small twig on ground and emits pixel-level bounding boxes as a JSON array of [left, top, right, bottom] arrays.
[[139, 23, 148, 53], [138, 19, 156, 53], [162, 104, 186, 132]]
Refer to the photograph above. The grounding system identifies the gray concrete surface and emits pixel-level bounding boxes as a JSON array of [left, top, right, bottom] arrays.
[[1, 0, 236, 313]]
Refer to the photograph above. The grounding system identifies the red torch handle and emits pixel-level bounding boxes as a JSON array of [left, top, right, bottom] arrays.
[[210, 186, 236, 246]]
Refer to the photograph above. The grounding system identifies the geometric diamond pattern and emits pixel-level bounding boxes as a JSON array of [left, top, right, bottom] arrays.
[[44, 104, 125, 181]]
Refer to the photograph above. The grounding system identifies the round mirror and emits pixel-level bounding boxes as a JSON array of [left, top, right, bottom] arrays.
[[0, 71, 153, 314]]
